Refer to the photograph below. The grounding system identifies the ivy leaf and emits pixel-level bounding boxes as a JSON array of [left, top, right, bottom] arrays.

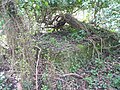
[[36, 5, 40, 10], [25, 0, 28, 3], [44, 1, 49, 6]]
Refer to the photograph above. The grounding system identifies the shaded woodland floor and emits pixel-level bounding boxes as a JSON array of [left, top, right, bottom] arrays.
[[1, 29, 120, 90]]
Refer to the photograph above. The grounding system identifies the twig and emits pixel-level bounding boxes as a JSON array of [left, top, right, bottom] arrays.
[[17, 82, 23, 90], [58, 73, 83, 79], [103, 44, 120, 49], [89, 39, 100, 58], [35, 46, 41, 90]]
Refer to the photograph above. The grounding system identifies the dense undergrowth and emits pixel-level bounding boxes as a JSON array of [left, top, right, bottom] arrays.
[[0, 0, 120, 90], [33, 29, 120, 90], [0, 27, 120, 90]]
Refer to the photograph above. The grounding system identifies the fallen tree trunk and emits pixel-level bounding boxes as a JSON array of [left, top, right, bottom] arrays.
[[64, 14, 87, 30], [47, 13, 119, 48], [50, 14, 116, 35], [63, 14, 117, 38]]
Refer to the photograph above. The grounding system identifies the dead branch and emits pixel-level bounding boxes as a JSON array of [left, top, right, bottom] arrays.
[[35, 46, 41, 90], [58, 73, 83, 79]]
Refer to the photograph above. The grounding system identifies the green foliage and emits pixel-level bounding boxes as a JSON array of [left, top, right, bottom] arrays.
[[0, 72, 17, 90], [67, 51, 89, 72], [18, 0, 81, 10], [50, 37, 57, 45], [82, 0, 109, 9], [41, 85, 49, 90], [0, 72, 6, 89], [84, 76, 94, 88], [0, 19, 4, 30], [0, 0, 119, 89], [97, 3, 120, 31], [22, 80, 33, 90], [69, 60, 80, 72], [70, 30, 86, 41], [111, 76, 120, 89], [94, 58, 104, 68]]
